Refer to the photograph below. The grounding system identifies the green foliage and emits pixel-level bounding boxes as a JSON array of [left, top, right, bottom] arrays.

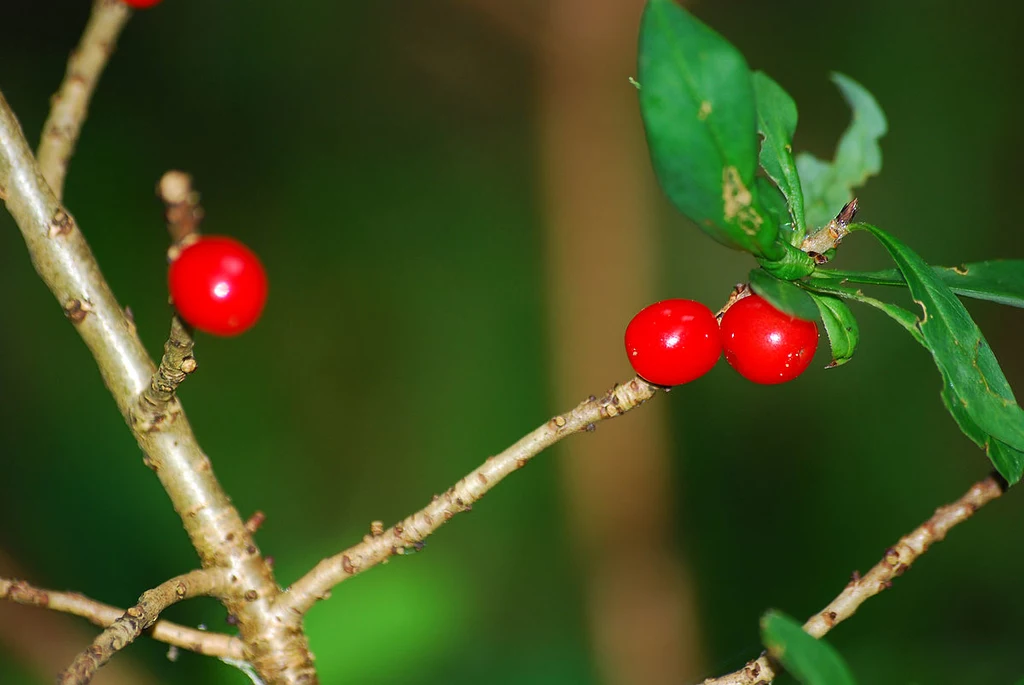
[[637, 0, 1024, 484], [796, 73, 887, 230], [757, 240, 817, 280], [761, 611, 857, 685], [854, 224, 1024, 483], [810, 261, 1024, 308], [637, 0, 780, 258], [807, 292, 859, 367], [749, 268, 818, 320], [753, 71, 806, 241], [802, 275, 924, 345]]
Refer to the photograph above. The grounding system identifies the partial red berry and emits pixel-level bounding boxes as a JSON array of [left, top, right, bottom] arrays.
[[624, 299, 722, 386], [122, 0, 163, 8], [168, 236, 268, 336], [719, 294, 818, 384]]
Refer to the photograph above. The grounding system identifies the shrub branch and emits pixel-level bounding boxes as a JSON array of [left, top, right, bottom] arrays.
[[56, 569, 229, 685], [37, 0, 131, 198], [0, 89, 315, 683], [702, 474, 1005, 685], [281, 377, 658, 617], [0, 576, 244, 659]]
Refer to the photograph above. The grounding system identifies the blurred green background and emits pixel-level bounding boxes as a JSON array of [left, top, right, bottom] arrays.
[[1, 1, 1022, 684]]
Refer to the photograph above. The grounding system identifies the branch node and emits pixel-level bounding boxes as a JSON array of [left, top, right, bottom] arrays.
[[56, 569, 229, 684], [244, 511, 267, 534], [63, 298, 93, 324], [48, 208, 74, 238]]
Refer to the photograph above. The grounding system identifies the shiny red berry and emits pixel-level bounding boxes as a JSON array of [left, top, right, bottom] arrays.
[[168, 236, 268, 336], [624, 299, 722, 386], [720, 294, 818, 384], [122, 0, 163, 8]]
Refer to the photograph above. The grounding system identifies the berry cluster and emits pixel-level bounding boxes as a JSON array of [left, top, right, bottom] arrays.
[[624, 295, 818, 387]]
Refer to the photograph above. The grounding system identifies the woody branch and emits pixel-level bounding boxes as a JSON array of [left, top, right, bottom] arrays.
[[702, 474, 1005, 685]]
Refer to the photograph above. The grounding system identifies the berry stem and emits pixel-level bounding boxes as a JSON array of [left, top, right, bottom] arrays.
[[159, 170, 204, 248], [37, 0, 132, 199]]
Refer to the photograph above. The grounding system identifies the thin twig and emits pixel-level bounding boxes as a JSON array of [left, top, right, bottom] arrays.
[[1, 85, 316, 682], [158, 170, 204, 248], [56, 569, 229, 685], [701, 474, 1005, 685], [136, 316, 197, 430], [0, 576, 244, 660], [37, 0, 131, 198], [245, 511, 267, 535], [280, 377, 658, 617]]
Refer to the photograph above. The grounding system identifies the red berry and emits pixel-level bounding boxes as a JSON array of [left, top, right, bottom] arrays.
[[719, 294, 818, 384], [122, 0, 163, 8], [168, 236, 268, 336], [624, 299, 722, 386]]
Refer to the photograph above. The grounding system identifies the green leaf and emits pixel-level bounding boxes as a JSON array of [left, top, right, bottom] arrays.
[[797, 73, 887, 230], [940, 379, 1024, 484], [812, 261, 1024, 309], [800, 275, 924, 344], [757, 239, 817, 280], [761, 610, 857, 685], [753, 71, 806, 241], [638, 0, 780, 257], [749, 268, 818, 321], [756, 175, 789, 233], [855, 223, 1024, 483], [807, 292, 859, 367]]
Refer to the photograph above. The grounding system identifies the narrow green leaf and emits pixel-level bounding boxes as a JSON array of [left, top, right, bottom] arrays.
[[940, 379, 1024, 480], [800, 277, 925, 345], [638, 0, 779, 256], [856, 223, 1024, 483], [756, 176, 789, 234], [807, 292, 859, 367], [812, 261, 1024, 309], [753, 71, 806, 241], [761, 611, 857, 685], [797, 73, 887, 230], [749, 268, 818, 321]]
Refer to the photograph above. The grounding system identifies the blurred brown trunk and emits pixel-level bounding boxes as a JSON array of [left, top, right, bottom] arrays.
[[538, 2, 705, 684]]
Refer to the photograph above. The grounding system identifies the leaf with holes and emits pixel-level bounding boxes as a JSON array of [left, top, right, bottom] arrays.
[[797, 73, 886, 230], [638, 0, 780, 257]]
